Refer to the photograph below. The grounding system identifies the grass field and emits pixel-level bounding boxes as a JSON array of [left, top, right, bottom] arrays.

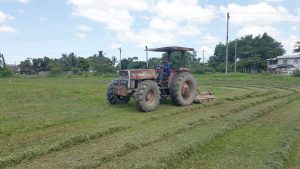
[[0, 73, 299, 169]]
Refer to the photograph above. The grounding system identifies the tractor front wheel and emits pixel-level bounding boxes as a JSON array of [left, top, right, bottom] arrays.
[[107, 80, 130, 104], [135, 80, 161, 112]]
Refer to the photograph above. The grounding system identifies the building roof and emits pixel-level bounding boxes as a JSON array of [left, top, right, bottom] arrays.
[[266, 58, 278, 61], [277, 54, 300, 59], [267, 54, 300, 61]]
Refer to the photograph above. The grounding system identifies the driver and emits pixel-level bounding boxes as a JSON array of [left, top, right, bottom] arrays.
[[159, 57, 170, 84]]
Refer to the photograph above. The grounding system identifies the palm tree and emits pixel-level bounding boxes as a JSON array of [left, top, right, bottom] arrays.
[[294, 41, 300, 53], [0, 53, 5, 69]]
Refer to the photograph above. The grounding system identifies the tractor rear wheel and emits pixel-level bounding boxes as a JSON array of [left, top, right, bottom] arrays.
[[135, 80, 161, 112], [107, 80, 130, 104], [170, 73, 197, 106]]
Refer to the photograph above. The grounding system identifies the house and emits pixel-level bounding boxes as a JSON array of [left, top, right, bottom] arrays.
[[267, 54, 300, 75]]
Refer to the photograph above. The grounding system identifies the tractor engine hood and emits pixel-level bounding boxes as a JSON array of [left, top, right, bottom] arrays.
[[128, 69, 158, 80]]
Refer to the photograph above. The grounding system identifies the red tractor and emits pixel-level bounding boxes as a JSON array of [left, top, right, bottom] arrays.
[[106, 46, 197, 112]]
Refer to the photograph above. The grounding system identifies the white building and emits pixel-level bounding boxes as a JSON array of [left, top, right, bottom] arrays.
[[267, 54, 300, 75]]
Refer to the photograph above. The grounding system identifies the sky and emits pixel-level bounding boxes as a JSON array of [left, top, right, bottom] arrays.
[[0, 0, 299, 64]]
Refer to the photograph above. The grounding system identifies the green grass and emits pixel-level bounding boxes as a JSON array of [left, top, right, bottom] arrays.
[[0, 73, 300, 169]]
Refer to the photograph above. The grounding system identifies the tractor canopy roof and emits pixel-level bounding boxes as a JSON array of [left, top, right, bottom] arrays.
[[147, 46, 194, 53]]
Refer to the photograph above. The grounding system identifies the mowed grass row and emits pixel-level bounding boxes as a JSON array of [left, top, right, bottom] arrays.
[[175, 100, 300, 169], [0, 79, 262, 145], [0, 85, 273, 168], [98, 95, 299, 169], [286, 134, 300, 169], [0, 78, 259, 136], [6, 88, 298, 168], [0, 75, 299, 169]]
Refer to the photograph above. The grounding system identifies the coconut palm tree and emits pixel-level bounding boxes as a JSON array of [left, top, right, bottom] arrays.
[[294, 41, 300, 53], [0, 53, 5, 69]]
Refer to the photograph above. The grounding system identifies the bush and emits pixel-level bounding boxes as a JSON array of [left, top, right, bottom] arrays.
[[72, 68, 82, 75], [293, 69, 300, 77], [191, 66, 205, 74], [49, 67, 63, 77], [0, 68, 13, 77]]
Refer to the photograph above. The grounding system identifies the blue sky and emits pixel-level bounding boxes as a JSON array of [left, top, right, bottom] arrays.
[[0, 0, 299, 64]]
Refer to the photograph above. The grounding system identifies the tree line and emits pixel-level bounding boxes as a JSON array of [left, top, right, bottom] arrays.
[[208, 33, 288, 73], [17, 51, 116, 75], [16, 50, 206, 76], [1, 33, 299, 77]]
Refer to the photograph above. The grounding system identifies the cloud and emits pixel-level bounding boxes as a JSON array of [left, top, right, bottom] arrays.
[[75, 32, 86, 39], [0, 10, 14, 23], [291, 26, 298, 31], [198, 46, 214, 61], [237, 25, 280, 38], [0, 11, 6, 23], [0, 11, 16, 34], [67, 0, 218, 47], [117, 29, 176, 47], [18, 0, 31, 4], [259, 0, 283, 2], [196, 33, 219, 60], [220, 2, 298, 26], [67, 0, 148, 32], [76, 25, 93, 32], [39, 16, 47, 22], [110, 42, 123, 50], [18, 9, 25, 14], [0, 26, 16, 33], [281, 35, 299, 54], [153, 0, 218, 23], [198, 33, 220, 45], [149, 17, 179, 31], [75, 25, 93, 39]]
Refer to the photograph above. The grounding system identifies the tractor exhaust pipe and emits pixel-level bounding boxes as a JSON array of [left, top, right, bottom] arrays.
[[145, 46, 149, 69]]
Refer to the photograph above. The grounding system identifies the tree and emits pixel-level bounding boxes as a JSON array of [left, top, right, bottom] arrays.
[[89, 51, 114, 74], [148, 57, 161, 68], [32, 58, 44, 72], [32, 57, 54, 73], [61, 53, 79, 72], [19, 59, 33, 74], [111, 56, 117, 67], [78, 57, 90, 71], [162, 51, 195, 68], [0, 53, 12, 77], [208, 43, 226, 71], [0, 53, 6, 69], [118, 57, 146, 69], [208, 33, 285, 72], [294, 41, 300, 53]]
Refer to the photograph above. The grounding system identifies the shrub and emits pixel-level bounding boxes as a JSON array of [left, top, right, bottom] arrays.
[[192, 66, 205, 74], [0, 68, 13, 77], [48, 67, 63, 77], [72, 68, 82, 75], [293, 69, 300, 77]]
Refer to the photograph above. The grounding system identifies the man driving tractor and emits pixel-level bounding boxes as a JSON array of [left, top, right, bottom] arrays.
[[158, 57, 170, 85]]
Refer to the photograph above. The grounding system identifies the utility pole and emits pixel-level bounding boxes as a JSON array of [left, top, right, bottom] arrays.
[[234, 41, 237, 73], [225, 12, 230, 75], [118, 47, 122, 70], [145, 46, 149, 69]]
